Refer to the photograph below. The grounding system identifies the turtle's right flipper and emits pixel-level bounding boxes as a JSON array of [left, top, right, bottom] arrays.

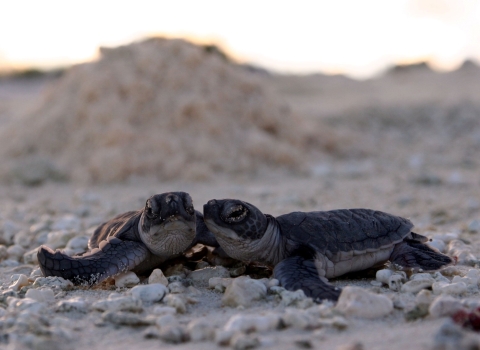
[[390, 240, 453, 271], [274, 255, 341, 302], [37, 237, 150, 285]]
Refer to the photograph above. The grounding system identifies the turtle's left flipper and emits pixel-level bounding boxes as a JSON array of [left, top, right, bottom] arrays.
[[390, 240, 453, 271], [274, 255, 341, 302], [37, 237, 150, 285]]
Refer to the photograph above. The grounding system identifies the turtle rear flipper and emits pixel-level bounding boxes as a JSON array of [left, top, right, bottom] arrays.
[[37, 237, 150, 285], [274, 255, 341, 302], [390, 240, 453, 271]]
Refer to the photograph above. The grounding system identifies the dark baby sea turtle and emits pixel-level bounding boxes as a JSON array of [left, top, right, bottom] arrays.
[[38, 192, 217, 285], [203, 199, 453, 301]]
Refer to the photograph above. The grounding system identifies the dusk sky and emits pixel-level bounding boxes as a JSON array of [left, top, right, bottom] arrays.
[[1, 0, 480, 78]]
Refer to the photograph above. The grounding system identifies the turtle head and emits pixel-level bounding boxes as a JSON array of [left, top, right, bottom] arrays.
[[139, 192, 196, 256], [203, 199, 270, 260]]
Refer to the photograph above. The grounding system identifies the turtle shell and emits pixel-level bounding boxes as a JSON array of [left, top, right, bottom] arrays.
[[276, 208, 413, 257], [88, 210, 142, 249]]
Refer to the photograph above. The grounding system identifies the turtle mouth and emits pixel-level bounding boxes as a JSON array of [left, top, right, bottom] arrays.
[[223, 205, 248, 223]]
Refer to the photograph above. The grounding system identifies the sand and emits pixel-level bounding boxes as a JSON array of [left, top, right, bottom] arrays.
[[0, 39, 479, 349]]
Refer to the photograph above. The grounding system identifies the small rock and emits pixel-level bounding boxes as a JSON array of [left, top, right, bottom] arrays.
[[8, 298, 46, 314], [130, 283, 168, 303], [415, 289, 433, 306], [468, 220, 480, 233], [114, 271, 140, 288], [0, 245, 8, 261], [452, 275, 478, 291], [148, 269, 168, 286], [187, 319, 215, 342], [429, 295, 466, 318], [388, 274, 404, 291], [222, 276, 267, 307], [158, 325, 187, 344], [102, 310, 153, 326], [401, 279, 434, 294], [164, 294, 187, 314], [282, 308, 316, 330], [45, 230, 77, 250], [92, 295, 143, 312], [375, 269, 394, 284], [156, 313, 179, 328], [151, 305, 177, 315], [432, 281, 468, 295], [25, 288, 55, 302], [33, 276, 73, 290], [52, 215, 82, 232], [280, 289, 314, 308], [23, 247, 39, 264], [56, 297, 88, 313], [447, 240, 477, 266], [268, 279, 279, 288], [65, 235, 89, 255], [7, 244, 26, 261], [230, 333, 260, 350], [208, 277, 233, 291], [427, 239, 446, 253], [30, 267, 43, 279], [189, 266, 230, 286], [164, 264, 186, 278], [9, 274, 30, 291], [168, 281, 186, 294], [318, 316, 349, 330], [335, 286, 393, 319], [2, 220, 21, 244], [224, 313, 281, 333], [432, 319, 465, 349], [215, 329, 236, 346]]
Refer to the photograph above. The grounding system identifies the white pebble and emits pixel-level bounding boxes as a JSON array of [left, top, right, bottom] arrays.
[[468, 220, 480, 233], [411, 273, 435, 281], [30, 267, 43, 279], [432, 281, 468, 295], [56, 297, 88, 312], [280, 289, 314, 308], [0, 245, 8, 261], [376, 269, 394, 284], [446, 240, 477, 265], [230, 332, 260, 350], [429, 295, 466, 318], [25, 288, 55, 302], [23, 247, 39, 264], [92, 295, 143, 312], [434, 233, 459, 243], [188, 266, 230, 285], [282, 308, 316, 329], [8, 298, 46, 314], [168, 281, 186, 294], [51, 215, 82, 232], [388, 274, 404, 291], [156, 314, 179, 328], [224, 313, 281, 333], [222, 276, 267, 307], [148, 269, 168, 286], [268, 279, 279, 288], [401, 279, 434, 294], [164, 294, 187, 314], [114, 271, 140, 288], [130, 283, 168, 303], [7, 245, 26, 261], [208, 277, 233, 291], [336, 286, 393, 319], [33, 276, 73, 290], [427, 239, 446, 253], [452, 276, 478, 291], [45, 230, 77, 250], [187, 319, 215, 342], [151, 305, 177, 315], [65, 235, 89, 255], [9, 274, 30, 291], [415, 289, 433, 306], [2, 220, 21, 244]]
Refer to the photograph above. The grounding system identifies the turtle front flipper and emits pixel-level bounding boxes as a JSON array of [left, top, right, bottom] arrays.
[[274, 255, 341, 302], [389, 240, 453, 271], [37, 237, 150, 285]]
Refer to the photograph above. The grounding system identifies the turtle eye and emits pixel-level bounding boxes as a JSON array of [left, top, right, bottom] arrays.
[[224, 205, 248, 223]]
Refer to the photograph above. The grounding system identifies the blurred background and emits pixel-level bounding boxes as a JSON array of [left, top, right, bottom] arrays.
[[0, 0, 479, 187]]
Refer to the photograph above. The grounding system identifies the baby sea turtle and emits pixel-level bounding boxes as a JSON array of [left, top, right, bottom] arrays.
[[203, 199, 453, 301], [38, 192, 217, 285]]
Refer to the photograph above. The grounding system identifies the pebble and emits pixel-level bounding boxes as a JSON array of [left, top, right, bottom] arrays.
[[415, 289, 433, 306], [148, 268, 169, 286], [335, 286, 393, 319], [156, 313, 179, 328], [187, 319, 215, 342], [401, 279, 434, 294], [208, 277, 233, 291], [56, 297, 88, 313], [375, 269, 394, 284], [388, 274, 405, 291], [64, 235, 89, 255], [282, 308, 316, 329], [427, 239, 446, 253], [30, 267, 43, 279], [102, 310, 153, 326], [2, 220, 21, 244], [222, 276, 267, 307], [468, 220, 480, 233], [7, 244, 26, 261], [25, 288, 55, 302], [224, 313, 281, 333], [23, 247, 39, 264], [8, 298, 46, 314], [151, 305, 177, 315], [164, 294, 187, 314], [92, 295, 143, 312], [9, 274, 30, 291], [268, 279, 279, 288], [230, 333, 260, 350], [45, 230, 77, 250], [0, 245, 8, 260], [452, 275, 478, 291], [432, 281, 468, 295], [114, 271, 140, 288], [168, 281, 186, 294], [52, 214, 82, 232], [164, 264, 187, 278], [157, 325, 187, 344], [447, 240, 477, 266], [32, 276, 73, 290], [279, 289, 314, 309], [429, 295, 466, 318], [188, 266, 230, 286], [130, 283, 168, 303]]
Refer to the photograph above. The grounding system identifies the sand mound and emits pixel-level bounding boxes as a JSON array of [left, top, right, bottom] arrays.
[[1, 38, 321, 183]]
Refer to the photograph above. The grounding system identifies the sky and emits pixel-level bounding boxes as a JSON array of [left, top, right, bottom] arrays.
[[1, 0, 480, 78]]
